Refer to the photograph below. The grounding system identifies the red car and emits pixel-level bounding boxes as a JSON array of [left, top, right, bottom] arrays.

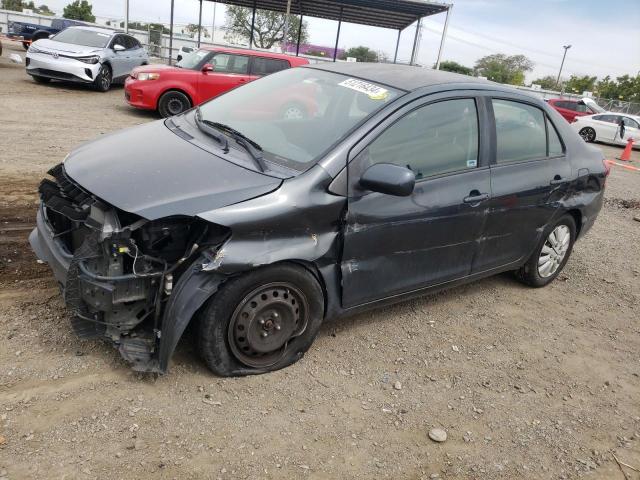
[[125, 46, 310, 117], [547, 98, 602, 123]]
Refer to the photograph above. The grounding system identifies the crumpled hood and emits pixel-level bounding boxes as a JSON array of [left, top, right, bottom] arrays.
[[64, 120, 282, 220], [32, 38, 102, 56]]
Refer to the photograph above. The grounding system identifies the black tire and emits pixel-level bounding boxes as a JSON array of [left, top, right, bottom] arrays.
[[22, 41, 30, 51], [93, 64, 112, 92], [515, 214, 576, 288], [280, 102, 307, 120], [579, 127, 596, 143], [158, 91, 191, 117], [197, 263, 324, 377], [32, 76, 51, 84]]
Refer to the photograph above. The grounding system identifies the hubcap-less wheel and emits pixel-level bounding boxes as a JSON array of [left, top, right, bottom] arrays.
[[282, 105, 304, 120], [579, 127, 595, 143], [228, 282, 309, 368], [167, 97, 186, 115], [538, 225, 570, 278], [97, 66, 111, 91]]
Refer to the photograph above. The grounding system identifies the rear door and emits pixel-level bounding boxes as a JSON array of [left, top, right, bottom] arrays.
[[198, 52, 252, 102], [249, 57, 290, 77], [473, 97, 572, 272], [341, 94, 491, 308]]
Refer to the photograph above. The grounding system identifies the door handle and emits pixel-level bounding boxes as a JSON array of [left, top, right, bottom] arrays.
[[550, 175, 564, 185], [463, 192, 490, 204]]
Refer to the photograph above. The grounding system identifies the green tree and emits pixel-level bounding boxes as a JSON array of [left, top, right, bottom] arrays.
[[531, 75, 560, 90], [37, 4, 54, 15], [62, 0, 95, 22], [614, 74, 640, 101], [341, 46, 379, 62], [185, 23, 209, 38], [564, 75, 597, 94], [438, 60, 473, 76], [1, 0, 24, 11], [473, 54, 534, 85], [224, 6, 308, 49]]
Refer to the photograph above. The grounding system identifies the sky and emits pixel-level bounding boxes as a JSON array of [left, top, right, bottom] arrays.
[[39, 0, 640, 82]]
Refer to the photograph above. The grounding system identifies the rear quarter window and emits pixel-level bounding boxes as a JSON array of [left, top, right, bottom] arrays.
[[251, 57, 290, 76]]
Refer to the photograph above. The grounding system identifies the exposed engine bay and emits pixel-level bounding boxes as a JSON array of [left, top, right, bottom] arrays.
[[37, 163, 229, 370]]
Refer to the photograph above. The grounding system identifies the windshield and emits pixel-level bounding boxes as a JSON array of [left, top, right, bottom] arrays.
[[176, 49, 211, 70], [52, 28, 111, 48], [197, 68, 402, 169]]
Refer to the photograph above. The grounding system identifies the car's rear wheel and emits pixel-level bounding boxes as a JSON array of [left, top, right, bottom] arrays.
[[197, 263, 324, 376], [515, 214, 576, 288], [32, 76, 51, 84], [579, 127, 596, 143], [93, 64, 112, 92], [158, 91, 191, 117]]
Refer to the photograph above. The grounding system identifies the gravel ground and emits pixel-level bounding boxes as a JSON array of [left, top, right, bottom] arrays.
[[1, 40, 639, 480]]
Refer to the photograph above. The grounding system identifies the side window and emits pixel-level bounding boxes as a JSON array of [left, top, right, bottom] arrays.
[[364, 99, 479, 180], [211, 53, 232, 72], [592, 115, 603, 121], [112, 35, 126, 49], [575, 103, 588, 113], [229, 55, 249, 74], [251, 57, 290, 76], [493, 99, 547, 163], [622, 117, 639, 129], [213, 54, 249, 74], [547, 117, 564, 156], [125, 35, 140, 49]]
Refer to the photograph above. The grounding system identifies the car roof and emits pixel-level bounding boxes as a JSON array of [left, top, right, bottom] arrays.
[[303, 62, 491, 91], [199, 46, 308, 65], [67, 26, 116, 35]]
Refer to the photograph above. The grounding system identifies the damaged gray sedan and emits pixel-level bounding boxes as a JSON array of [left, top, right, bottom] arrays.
[[30, 63, 606, 375]]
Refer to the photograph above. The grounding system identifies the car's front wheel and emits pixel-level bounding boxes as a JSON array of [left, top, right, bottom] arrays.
[[158, 91, 191, 117], [93, 64, 112, 92], [579, 127, 596, 143], [516, 214, 576, 287], [197, 263, 324, 376]]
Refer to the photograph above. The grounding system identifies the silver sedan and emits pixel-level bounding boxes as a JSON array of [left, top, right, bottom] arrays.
[[26, 26, 149, 92]]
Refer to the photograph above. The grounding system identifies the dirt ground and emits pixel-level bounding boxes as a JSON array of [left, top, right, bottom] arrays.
[[1, 39, 639, 480]]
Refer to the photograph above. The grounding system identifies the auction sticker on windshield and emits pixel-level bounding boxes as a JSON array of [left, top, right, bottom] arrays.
[[339, 78, 389, 100]]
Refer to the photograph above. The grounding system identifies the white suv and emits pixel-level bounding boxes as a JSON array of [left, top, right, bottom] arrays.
[[26, 26, 149, 91]]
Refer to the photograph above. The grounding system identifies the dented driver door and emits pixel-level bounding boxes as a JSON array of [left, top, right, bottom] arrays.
[[341, 96, 491, 308]]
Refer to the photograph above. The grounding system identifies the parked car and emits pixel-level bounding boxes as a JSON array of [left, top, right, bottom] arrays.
[[547, 97, 604, 123], [30, 64, 607, 376], [7, 18, 85, 50], [572, 113, 640, 148], [174, 45, 194, 62], [124, 46, 309, 117], [26, 26, 149, 91]]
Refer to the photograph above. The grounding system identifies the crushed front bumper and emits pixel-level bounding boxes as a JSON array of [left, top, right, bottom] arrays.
[[26, 51, 101, 83]]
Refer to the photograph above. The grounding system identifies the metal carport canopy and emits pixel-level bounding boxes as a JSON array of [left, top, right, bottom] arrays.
[[203, 0, 449, 31]]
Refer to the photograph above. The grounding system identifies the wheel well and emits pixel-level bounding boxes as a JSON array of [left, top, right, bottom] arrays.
[[567, 209, 582, 237], [157, 89, 193, 109], [33, 31, 50, 40]]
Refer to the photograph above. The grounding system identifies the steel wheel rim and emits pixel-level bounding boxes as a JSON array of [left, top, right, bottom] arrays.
[[538, 225, 570, 278], [283, 106, 304, 120], [167, 97, 184, 115], [227, 282, 309, 368]]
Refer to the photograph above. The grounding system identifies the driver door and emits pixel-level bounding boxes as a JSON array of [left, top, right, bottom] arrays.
[[198, 53, 254, 102], [341, 96, 491, 308]]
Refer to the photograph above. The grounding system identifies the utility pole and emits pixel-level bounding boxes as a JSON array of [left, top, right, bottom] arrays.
[[212, 2, 217, 44], [124, 0, 129, 33], [282, 0, 292, 53], [555, 44, 571, 89]]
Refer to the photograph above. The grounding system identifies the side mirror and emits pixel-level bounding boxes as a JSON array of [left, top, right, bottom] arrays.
[[113, 44, 125, 52], [202, 63, 214, 73], [360, 163, 415, 197], [176, 54, 182, 62]]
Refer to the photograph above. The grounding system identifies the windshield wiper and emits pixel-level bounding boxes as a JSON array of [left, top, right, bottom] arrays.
[[194, 107, 228, 151], [207, 122, 266, 172]]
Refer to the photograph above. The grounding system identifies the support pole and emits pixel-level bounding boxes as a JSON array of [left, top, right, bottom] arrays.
[[296, 15, 303, 56], [393, 29, 401, 63], [435, 5, 452, 70], [410, 17, 422, 66], [197, 0, 203, 47], [212, 2, 217, 44], [168, 0, 175, 65], [124, 0, 129, 33], [282, 0, 291, 53], [249, 0, 257, 49], [333, 7, 343, 62]]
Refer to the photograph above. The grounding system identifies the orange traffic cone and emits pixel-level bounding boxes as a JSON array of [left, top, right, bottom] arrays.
[[617, 138, 634, 162]]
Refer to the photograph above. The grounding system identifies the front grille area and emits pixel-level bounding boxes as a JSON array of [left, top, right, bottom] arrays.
[[39, 163, 95, 253], [30, 69, 81, 81]]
